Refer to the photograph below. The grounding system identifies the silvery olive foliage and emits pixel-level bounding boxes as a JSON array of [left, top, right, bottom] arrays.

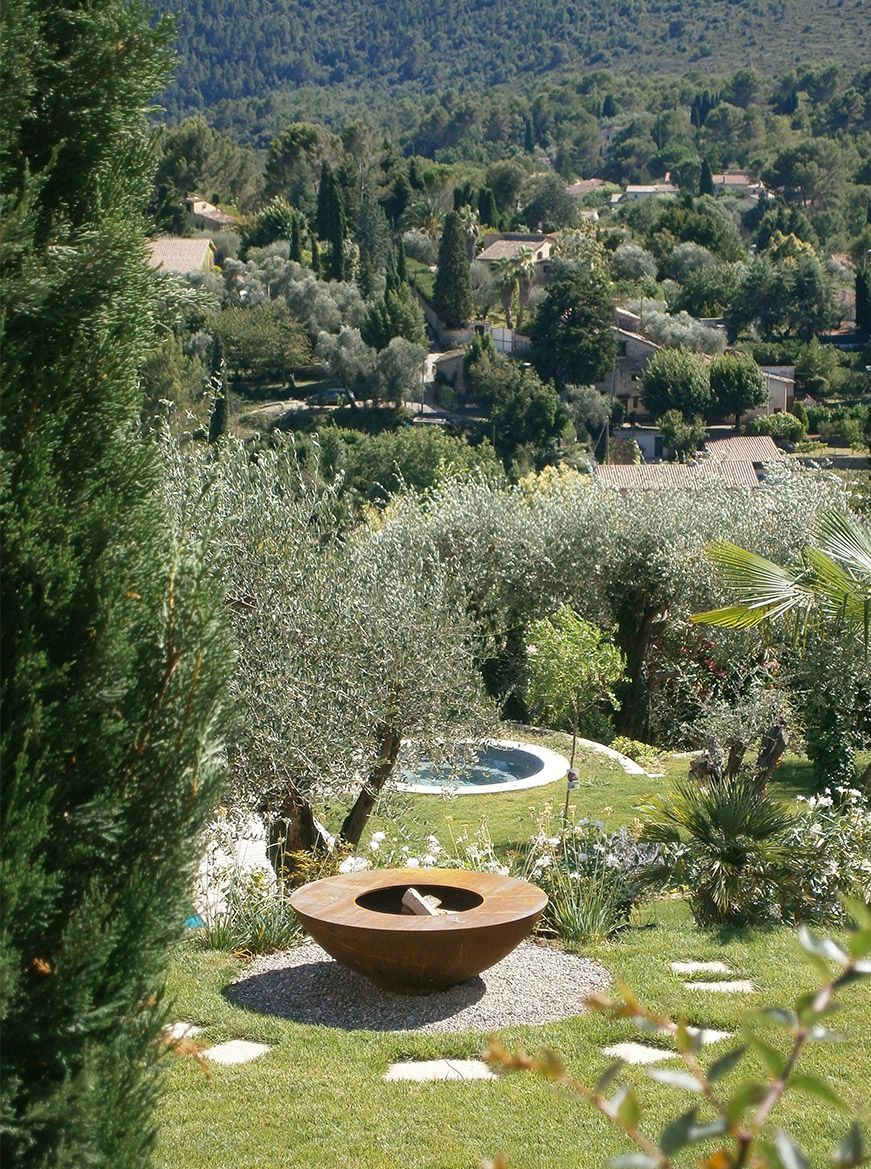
[[163, 437, 494, 858], [377, 463, 847, 738]]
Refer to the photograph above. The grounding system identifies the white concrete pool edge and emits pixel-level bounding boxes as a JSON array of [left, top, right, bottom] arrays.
[[394, 735, 650, 795]]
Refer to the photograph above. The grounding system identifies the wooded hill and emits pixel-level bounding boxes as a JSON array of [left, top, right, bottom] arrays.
[[162, 0, 870, 120]]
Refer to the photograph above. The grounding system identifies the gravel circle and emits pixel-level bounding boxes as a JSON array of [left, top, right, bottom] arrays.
[[227, 940, 610, 1034]]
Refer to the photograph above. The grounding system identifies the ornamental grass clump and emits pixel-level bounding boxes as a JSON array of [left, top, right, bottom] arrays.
[[520, 814, 659, 942]]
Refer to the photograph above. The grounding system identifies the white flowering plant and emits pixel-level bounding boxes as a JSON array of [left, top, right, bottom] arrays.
[[782, 786, 871, 922], [517, 807, 660, 942]]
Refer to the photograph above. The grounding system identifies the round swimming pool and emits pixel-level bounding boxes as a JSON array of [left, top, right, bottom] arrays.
[[395, 739, 570, 795]]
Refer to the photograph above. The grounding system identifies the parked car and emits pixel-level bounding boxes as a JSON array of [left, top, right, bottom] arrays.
[[306, 387, 348, 406]]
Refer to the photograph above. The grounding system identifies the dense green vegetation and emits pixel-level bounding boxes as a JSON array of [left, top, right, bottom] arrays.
[[0, 2, 230, 1165], [161, 0, 871, 130]]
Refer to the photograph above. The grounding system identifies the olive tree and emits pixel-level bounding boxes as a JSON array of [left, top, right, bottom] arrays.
[[170, 440, 494, 868], [379, 464, 848, 741]]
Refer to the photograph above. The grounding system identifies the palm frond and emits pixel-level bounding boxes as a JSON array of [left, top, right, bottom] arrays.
[[692, 542, 813, 629], [817, 510, 871, 578]]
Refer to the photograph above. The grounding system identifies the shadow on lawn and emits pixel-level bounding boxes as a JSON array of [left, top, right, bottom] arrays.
[[224, 951, 486, 1031]]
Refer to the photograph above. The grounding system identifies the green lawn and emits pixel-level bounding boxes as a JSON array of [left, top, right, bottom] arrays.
[[155, 750, 870, 1169]]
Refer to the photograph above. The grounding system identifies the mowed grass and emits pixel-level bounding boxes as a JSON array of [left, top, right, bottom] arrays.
[[155, 748, 870, 1169]]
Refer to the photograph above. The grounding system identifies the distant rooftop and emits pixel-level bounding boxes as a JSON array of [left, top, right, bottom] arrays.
[[592, 460, 760, 490], [147, 237, 215, 274], [705, 435, 783, 464], [477, 233, 554, 262]]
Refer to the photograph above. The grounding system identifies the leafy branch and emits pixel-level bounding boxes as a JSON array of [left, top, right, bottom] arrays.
[[487, 901, 871, 1169]]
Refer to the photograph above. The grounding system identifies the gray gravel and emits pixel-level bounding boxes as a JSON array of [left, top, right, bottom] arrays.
[[227, 941, 610, 1033]]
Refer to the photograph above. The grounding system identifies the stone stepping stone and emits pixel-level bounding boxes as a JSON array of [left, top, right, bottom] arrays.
[[163, 1021, 203, 1040], [384, 1059, 497, 1082], [688, 1026, 732, 1044], [684, 980, 755, 994], [671, 961, 731, 975], [203, 1040, 270, 1065], [602, 1042, 678, 1066]]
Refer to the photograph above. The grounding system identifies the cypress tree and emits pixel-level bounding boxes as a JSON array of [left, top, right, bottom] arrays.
[[0, 4, 230, 1165], [478, 186, 499, 227], [328, 214, 345, 281], [310, 233, 321, 275], [289, 213, 304, 263], [700, 159, 715, 197], [317, 162, 346, 281], [523, 117, 535, 154], [433, 211, 473, 329], [857, 267, 871, 335], [384, 242, 400, 293], [602, 93, 618, 118], [396, 237, 408, 283]]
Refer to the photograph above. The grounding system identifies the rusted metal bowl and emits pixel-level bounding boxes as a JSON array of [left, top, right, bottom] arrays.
[[289, 867, 548, 995]]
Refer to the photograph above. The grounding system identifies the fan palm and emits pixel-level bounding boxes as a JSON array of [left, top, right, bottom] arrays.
[[640, 779, 810, 926], [692, 509, 871, 646], [494, 255, 518, 329], [514, 246, 537, 331]]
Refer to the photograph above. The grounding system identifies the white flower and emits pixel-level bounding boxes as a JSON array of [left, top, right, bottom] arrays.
[[372, 831, 386, 843], [406, 857, 420, 868], [369, 840, 381, 851], [339, 856, 370, 874], [423, 854, 437, 867], [426, 835, 442, 854]]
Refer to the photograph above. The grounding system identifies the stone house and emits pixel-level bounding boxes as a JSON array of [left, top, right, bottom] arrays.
[[476, 233, 557, 273], [185, 196, 239, 232]]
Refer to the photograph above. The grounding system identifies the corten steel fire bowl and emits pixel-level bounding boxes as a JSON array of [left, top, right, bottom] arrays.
[[289, 868, 548, 995]]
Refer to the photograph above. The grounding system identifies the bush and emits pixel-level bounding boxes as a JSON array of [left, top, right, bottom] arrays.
[[609, 736, 662, 770], [640, 778, 812, 926], [521, 816, 659, 941], [745, 412, 806, 441], [198, 868, 301, 955], [783, 786, 871, 922], [821, 417, 865, 448]]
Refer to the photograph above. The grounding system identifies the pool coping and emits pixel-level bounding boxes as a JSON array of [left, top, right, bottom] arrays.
[[393, 739, 571, 795]]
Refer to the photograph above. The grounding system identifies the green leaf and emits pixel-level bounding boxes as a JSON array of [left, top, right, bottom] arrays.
[[842, 897, 871, 936], [674, 1022, 698, 1055], [660, 1107, 699, 1156], [747, 1036, 786, 1078], [688, 1118, 730, 1143], [647, 1068, 704, 1093], [708, 1045, 747, 1083], [775, 1130, 810, 1169], [604, 1084, 631, 1120], [790, 1073, 846, 1111], [725, 1079, 767, 1122], [831, 1122, 866, 1168], [799, 927, 849, 967], [617, 1086, 642, 1129], [761, 1008, 798, 1028], [595, 1061, 624, 1095]]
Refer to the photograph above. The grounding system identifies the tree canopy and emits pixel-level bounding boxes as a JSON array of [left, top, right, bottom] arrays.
[[529, 267, 616, 389]]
